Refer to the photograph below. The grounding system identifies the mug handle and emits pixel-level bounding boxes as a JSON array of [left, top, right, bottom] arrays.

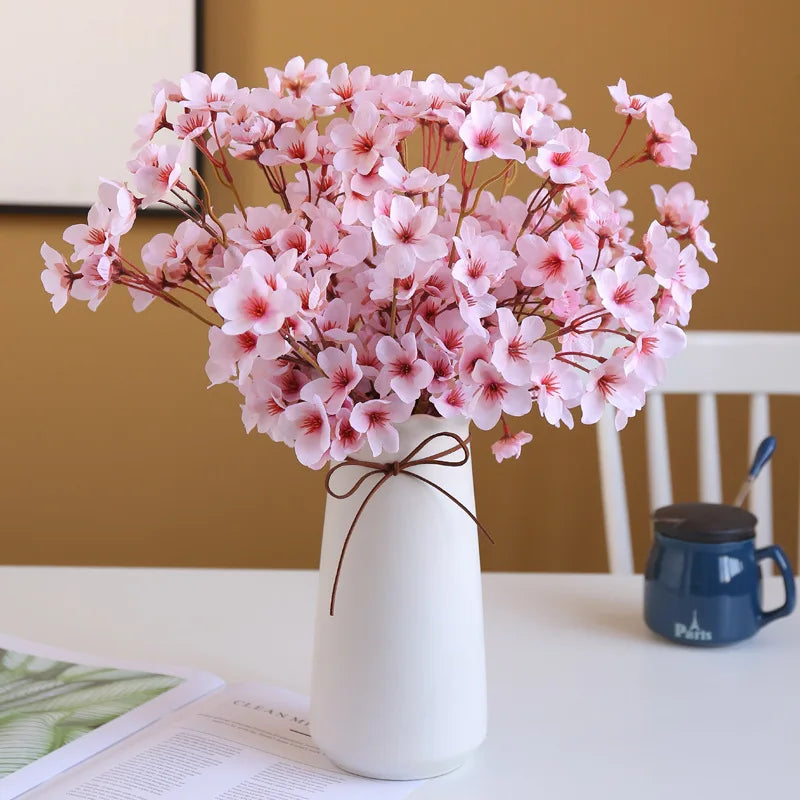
[[756, 545, 796, 627]]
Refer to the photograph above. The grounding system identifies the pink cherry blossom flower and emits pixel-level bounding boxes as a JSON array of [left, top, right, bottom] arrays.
[[458, 335, 493, 383], [211, 250, 301, 335], [692, 224, 717, 263], [329, 102, 397, 175], [374, 333, 435, 403], [228, 205, 292, 251], [623, 322, 686, 387], [513, 97, 559, 147], [458, 101, 525, 163], [643, 221, 680, 283], [659, 244, 710, 324], [607, 79, 651, 119], [378, 158, 449, 195], [372, 195, 447, 277], [282, 396, 331, 467], [452, 220, 516, 297], [306, 217, 370, 271], [491, 430, 533, 463], [132, 143, 188, 208], [308, 63, 372, 108], [594, 256, 658, 331], [369, 257, 433, 303], [349, 397, 413, 456], [431, 382, 474, 418], [221, 98, 276, 158], [533, 129, 589, 185], [580, 356, 646, 429], [651, 183, 717, 262], [259, 122, 319, 166], [266, 56, 328, 97], [340, 169, 385, 226], [422, 345, 455, 394], [419, 309, 467, 355], [330, 407, 366, 461], [518, 230, 584, 298], [646, 98, 697, 170], [316, 298, 355, 344], [513, 73, 571, 120], [97, 180, 137, 236], [300, 345, 363, 412], [40, 244, 76, 312], [468, 360, 532, 430], [455, 283, 497, 339], [531, 359, 582, 428], [175, 109, 212, 141], [651, 182, 706, 233], [132, 86, 170, 150], [139, 236, 183, 290], [240, 365, 287, 438], [69, 254, 113, 311], [492, 308, 554, 386], [205, 328, 260, 385], [180, 71, 239, 111], [63, 203, 116, 262]]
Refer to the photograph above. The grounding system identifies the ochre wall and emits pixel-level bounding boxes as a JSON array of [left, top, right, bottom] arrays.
[[2, 0, 799, 571]]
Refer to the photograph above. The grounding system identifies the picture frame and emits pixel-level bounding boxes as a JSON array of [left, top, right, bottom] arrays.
[[0, 0, 203, 213]]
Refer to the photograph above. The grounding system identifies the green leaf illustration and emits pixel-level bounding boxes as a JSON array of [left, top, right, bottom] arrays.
[[0, 712, 68, 777], [0, 648, 184, 776], [8, 675, 180, 715]]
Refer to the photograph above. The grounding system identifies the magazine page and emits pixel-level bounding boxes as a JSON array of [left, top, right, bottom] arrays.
[[0, 632, 224, 800], [28, 683, 424, 799]]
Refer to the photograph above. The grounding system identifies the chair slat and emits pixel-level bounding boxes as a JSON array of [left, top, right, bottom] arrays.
[[748, 393, 773, 552], [597, 332, 799, 576], [698, 393, 722, 502], [597, 407, 634, 575], [645, 392, 672, 510]]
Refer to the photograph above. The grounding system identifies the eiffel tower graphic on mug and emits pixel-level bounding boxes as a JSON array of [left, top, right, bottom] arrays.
[[674, 609, 713, 642]]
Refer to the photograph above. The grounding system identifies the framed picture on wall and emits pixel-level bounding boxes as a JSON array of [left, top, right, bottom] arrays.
[[0, 0, 202, 212]]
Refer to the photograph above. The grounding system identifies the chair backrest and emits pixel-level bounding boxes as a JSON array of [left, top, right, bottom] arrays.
[[597, 331, 800, 574]]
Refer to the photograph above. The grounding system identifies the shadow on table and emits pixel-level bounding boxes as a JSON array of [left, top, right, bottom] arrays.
[[546, 592, 652, 642]]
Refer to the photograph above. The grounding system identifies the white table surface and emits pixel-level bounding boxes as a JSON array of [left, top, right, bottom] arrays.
[[0, 567, 797, 798]]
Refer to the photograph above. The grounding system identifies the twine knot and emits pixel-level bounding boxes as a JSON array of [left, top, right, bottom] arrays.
[[324, 431, 494, 615]]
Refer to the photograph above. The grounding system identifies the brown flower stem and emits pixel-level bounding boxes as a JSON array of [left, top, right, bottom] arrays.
[[512, 180, 553, 248], [189, 267, 214, 293], [543, 310, 610, 340], [464, 161, 514, 216], [285, 334, 326, 375], [389, 281, 398, 338], [558, 351, 606, 362], [210, 120, 246, 212], [175, 284, 211, 302], [191, 168, 228, 245], [430, 124, 445, 172], [500, 163, 517, 197], [612, 148, 649, 173], [607, 116, 632, 161], [116, 277, 219, 327], [555, 356, 591, 373]]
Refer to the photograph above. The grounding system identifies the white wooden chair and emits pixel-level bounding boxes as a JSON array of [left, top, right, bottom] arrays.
[[598, 331, 800, 574]]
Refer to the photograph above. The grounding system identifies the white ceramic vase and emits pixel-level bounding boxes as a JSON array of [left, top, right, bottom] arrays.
[[310, 414, 487, 780]]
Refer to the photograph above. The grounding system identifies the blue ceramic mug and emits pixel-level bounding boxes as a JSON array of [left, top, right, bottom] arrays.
[[644, 502, 796, 646]]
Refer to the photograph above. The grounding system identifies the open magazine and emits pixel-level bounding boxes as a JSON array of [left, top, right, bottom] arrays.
[[0, 633, 422, 800]]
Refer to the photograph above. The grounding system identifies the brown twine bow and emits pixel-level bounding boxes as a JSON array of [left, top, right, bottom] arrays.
[[324, 431, 494, 615]]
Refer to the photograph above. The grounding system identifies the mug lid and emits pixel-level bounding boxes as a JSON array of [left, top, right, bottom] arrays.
[[653, 502, 757, 543]]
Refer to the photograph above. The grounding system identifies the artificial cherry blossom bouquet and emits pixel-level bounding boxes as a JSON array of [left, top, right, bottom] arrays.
[[41, 59, 716, 467]]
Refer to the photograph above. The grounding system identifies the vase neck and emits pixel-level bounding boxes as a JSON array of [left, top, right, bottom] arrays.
[[353, 414, 470, 465]]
